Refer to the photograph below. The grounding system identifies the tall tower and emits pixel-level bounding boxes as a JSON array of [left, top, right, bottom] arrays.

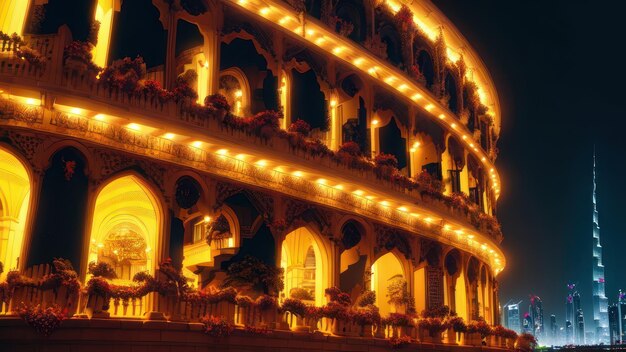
[[592, 152, 609, 344]]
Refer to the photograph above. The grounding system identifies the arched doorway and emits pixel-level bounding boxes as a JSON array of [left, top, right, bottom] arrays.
[[281, 227, 328, 306], [0, 147, 31, 276], [371, 252, 406, 316], [87, 175, 162, 282], [28, 147, 89, 268]]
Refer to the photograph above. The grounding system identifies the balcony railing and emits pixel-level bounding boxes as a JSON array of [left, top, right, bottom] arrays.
[[0, 31, 504, 268]]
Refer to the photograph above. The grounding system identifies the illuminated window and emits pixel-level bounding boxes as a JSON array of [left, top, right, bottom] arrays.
[[219, 69, 249, 116], [0, 147, 31, 276], [193, 220, 205, 243]]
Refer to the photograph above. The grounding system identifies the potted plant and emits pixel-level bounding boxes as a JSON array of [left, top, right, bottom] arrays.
[[280, 298, 308, 332], [222, 255, 284, 298], [374, 153, 399, 179], [464, 320, 483, 346], [445, 315, 465, 344], [418, 317, 447, 344], [386, 277, 411, 314]]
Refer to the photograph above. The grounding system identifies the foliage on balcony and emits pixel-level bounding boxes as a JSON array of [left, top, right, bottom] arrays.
[[17, 303, 67, 336], [63, 40, 101, 73], [9, 41, 504, 242], [222, 255, 284, 295], [394, 5, 416, 34], [200, 315, 234, 337], [288, 119, 312, 136]]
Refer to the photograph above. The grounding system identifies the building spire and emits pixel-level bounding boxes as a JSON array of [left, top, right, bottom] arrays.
[[592, 149, 609, 344]]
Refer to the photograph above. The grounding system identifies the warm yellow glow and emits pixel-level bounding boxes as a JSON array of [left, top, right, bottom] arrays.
[[424, 217, 432, 223], [315, 37, 326, 45], [371, 119, 379, 126], [127, 123, 141, 131], [306, 29, 315, 36], [424, 104, 434, 111], [235, 90, 243, 98], [451, 123, 457, 129], [353, 58, 364, 66], [93, 114, 106, 121], [316, 178, 327, 185], [462, 135, 467, 140], [88, 174, 160, 318], [25, 98, 38, 106], [334, 184, 344, 190], [0, 147, 31, 277], [332, 46, 344, 54], [235, 153, 247, 160], [379, 200, 390, 207], [384, 76, 396, 84], [163, 133, 175, 140], [255, 159, 268, 167], [216, 149, 229, 155], [330, 99, 337, 107], [438, 114, 446, 119], [412, 141, 420, 148], [259, 7, 270, 15], [204, 216, 212, 223], [92, 1, 115, 68], [0, 0, 29, 36], [191, 141, 203, 148], [412, 93, 423, 101], [292, 170, 303, 177], [367, 67, 377, 75], [397, 206, 408, 212], [352, 190, 364, 196], [398, 84, 408, 91]]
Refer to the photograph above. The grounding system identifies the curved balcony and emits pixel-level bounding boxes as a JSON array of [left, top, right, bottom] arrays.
[[0, 80, 504, 275], [224, 0, 502, 197]]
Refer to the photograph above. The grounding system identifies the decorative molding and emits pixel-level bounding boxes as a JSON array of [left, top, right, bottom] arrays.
[[374, 223, 411, 259]]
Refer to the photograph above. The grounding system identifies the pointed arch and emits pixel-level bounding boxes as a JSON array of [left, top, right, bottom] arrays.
[[371, 251, 407, 316], [86, 173, 164, 281], [281, 225, 331, 306], [0, 145, 32, 275]]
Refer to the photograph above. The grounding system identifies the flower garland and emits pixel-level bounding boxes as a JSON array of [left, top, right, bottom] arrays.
[[200, 315, 234, 337], [17, 303, 66, 336]]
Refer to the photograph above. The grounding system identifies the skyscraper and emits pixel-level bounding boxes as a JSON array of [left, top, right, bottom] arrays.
[[505, 301, 522, 333], [550, 315, 558, 343], [609, 304, 619, 345], [592, 153, 609, 344], [530, 295, 544, 339]]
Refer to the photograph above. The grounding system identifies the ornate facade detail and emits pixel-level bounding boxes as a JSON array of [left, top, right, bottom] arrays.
[[93, 149, 167, 194], [1, 130, 44, 164], [284, 198, 331, 235], [221, 22, 276, 58], [0, 98, 44, 125], [214, 182, 274, 221], [374, 223, 412, 259]]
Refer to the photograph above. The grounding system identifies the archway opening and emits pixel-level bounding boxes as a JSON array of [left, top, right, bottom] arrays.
[[339, 220, 367, 295], [87, 175, 161, 282], [371, 252, 405, 316], [444, 72, 459, 114], [220, 38, 277, 115], [379, 117, 407, 171], [29, 148, 88, 268], [281, 227, 326, 306], [416, 50, 435, 89], [0, 147, 31, 276], [291, 68, 327, 131]]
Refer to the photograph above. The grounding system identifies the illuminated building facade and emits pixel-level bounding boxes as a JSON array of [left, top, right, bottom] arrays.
[[530, 295, 544, 339], [592, 154, 609, 344], [0, 0, 507, 349]]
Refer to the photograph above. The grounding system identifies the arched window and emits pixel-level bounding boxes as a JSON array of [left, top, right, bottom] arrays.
[[0, 147, 31, 275], [88, 175, 161, 282], [379, 117, 407, 171], [417, 50, 435, 89], [281, 227, 328, 306], [0, 0, 30, 35], [219, 69, 249, 116], [444, 72, 459, 114], [371, 252, 406, 316]]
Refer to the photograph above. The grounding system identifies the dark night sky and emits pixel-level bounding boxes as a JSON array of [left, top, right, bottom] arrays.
[[432, 0, 626, 327]]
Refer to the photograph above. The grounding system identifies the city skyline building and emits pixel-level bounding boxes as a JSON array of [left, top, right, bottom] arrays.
[[530, 295, 545, 338], [592, 153, 610, 344], [504, 301, 522, 333]]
